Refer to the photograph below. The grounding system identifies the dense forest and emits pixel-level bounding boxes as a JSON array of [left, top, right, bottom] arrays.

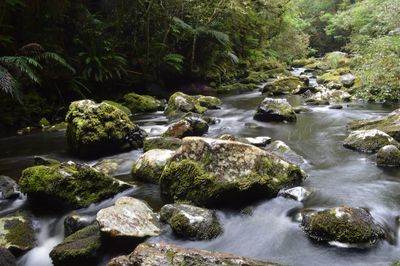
[[1, 0, 399, 131]]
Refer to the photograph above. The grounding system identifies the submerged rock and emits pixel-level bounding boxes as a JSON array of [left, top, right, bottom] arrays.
[[0, 247, 16, 266], [348, 109, 400, 142], [0, 176, 20, 200], [96, 197, 161, 240], [64, 214, 94, 237], [165, 92, 221, 119], [343, 129, 400, 153], [122, 92, 163, 113], [143, 137, 182, 152], [66, 100, 146, 158], [265, 140, 306, 166], [376, 145, 400, 167], [50, 224, 102, 266], [19, 162, 129, 210], [262, 76, 308, 95], [254, 98, 297, 123], [107, 242, 280, 266], [160, 204, 222, 240], [93, 159, 124, 176], [160, 137, 306, 206], [0, 212, 35, 256], [301, 207, 385, 246], [131, 149, 175, 183]]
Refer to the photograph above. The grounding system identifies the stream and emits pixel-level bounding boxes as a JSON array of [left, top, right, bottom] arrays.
[[1, 69, 400, 265]]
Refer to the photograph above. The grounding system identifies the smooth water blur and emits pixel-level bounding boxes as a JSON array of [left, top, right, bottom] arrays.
[[1, 73, 400, 265]]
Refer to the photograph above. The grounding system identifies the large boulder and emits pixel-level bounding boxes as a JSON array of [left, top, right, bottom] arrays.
[[143, 137, 182, 152], [66, 100, 146, 158], [376, 145, 400, 167], [131, 149, 175, 183], [0, 212, 35, 256], [160, 137, 306, 206], [0, 248, 16, 266], [96, 197, 161, 240], [343, 129, 400, 153], [107, 242, 280, 266], [102, 100, 132, 116], [265, 141, 306, 166], [163, 115, 209, 138], [262, 76, 308, 95], [19, 162, 129, 210], [165, 92, 221, 119], [0, 176, 20, 200], [122, 92, 163, 113], [160, 204, 222, 240], [348, 109, 400, 142], [50, 224, 102, 266], [254, 98, 297, 123], [301, 207, 385, 246]]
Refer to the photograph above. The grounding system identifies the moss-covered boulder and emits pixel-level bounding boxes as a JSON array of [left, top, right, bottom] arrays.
[[108, 242, 281, 266], [376, 145, 400, 167], [132, 149, 175, 183], [102, 100, 132, 116], [160, 137, 306, 207], [122, 92, 163, 113], [254, 98, 297, 123], [19, 162, 130, 210], [96, 197, 161, 240], [143, 137, 182, 152], [66, 100, 146, 158], [0, 176, 20, 200], [50, 224, 101, 266], [265, 140, 306, 166], [216, 83, 259, 94], [160, 204, 222, 240], [347, 109, 400, 142], [165, 92, 221, 119], [64, 214, 93, 237], [301, 207, 385, 246], [262, 76, 307, 96], [0, 212, 35, 256], [343, 129, 400, 153], [163, 115, 209, 139]]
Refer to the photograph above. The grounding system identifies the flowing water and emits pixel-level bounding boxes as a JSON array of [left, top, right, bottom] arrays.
[[1, 69, 400, 265]]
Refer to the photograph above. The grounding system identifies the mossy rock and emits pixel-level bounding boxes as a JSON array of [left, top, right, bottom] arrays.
[[292, 58, 317, 68], [163, 115, 209, 139], [301, 207, 385, 245], [343, 129, 400, 153], [39, 117, 50, 128], [66, 100, 146, 158], [262, 76, 307, 96], [0, 211, 35, 256], [254, 98, 297, 123], [19, 162, 129, 210], [0, 247, 16, 266], [102, 100, 132, 116], [143, 137, 182, 152], [122, 92, 163, 113], [243, 71, 270, 84], [216, 83, 259, 94], [376, 145, 400, 167], [50, 224, 101, 266], [160, 137, 306, 207]]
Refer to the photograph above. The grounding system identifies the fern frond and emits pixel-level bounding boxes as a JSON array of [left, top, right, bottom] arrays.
[[35, 52, 76, 74]]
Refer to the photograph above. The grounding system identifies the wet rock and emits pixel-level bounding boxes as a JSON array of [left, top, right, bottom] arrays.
[[254, 98, 297, 123], [160, 204, 222, 240], [96, 197, 161, 240], [33, 156, 60, 166], [293, 106, 311, 114], [329, 104, 343, 110], [347, 109, 400, 142], [244, 137, 272, 147], [44, 122, 68, 133], [93, 159, 124, 176], [160, 137, 306, 206], [305, 86, 351, 104], [265, 140, 306, 166], [143, 137, 182, 152], [107, 242, 280, 266], [19, 162, 129, 210], [122, 93, 163, 113], [0, 247, 16, 266], [278, 187, 311, 202], [64, 214, 94, 237], [0, 176, 20, 200], [218, 134, 237, 141], [165, 92, 221, 119], [131, 149, 175, 183], [301, 207, 385, 246], [0, 212, 35, 256], [66, 100, 147, 158], [343, 129, 400, 153], [216, 83, 259, 94], [340, 74, 356, 88], [376, 145, 400, 167], [50, 224, 102, 266], [262, 76, 308, 95], [163, 115, 209, 138]]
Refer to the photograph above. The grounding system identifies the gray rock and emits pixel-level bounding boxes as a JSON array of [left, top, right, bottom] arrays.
[[96, 197, 161, 240], [376, 145, 400, 167], [265, 140, 306, 166], [64, 214, 94, 237], [93, 159, 124, 175], [340, 74, 356, 88], [244, 137, 272, 147], [0, 176, 20, 200], [329, 104, 343, 110], [160, 204, 222, 240], [278, 186, 311, 202], [0, 247, 16, 266], [343, 129, 400, 153], [163, 115, 209, 139], [254, 98, 297, 122]]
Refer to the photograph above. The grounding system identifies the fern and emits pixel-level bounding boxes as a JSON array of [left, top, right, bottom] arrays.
[[35, 52, 76, 74], [163, 53, 185, 72]]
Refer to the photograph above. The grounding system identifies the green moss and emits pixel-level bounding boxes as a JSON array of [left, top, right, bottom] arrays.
[[39, 118, 50, 127], [292, 58, 317, 67], [216, 83, 259, 94], [243, 71, 270, 84], [348, 115, 400, 142], [50, 224, 101, 266], [19, 163, 127, 209], [131, 160, 160, 184], [102, 101, 132, 116], [122, 92, 162, 113], [165, 92, 221, 118], [262, 76, 306, 95], [143, 137, 182, 152], [0, 212, 34, 253]]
